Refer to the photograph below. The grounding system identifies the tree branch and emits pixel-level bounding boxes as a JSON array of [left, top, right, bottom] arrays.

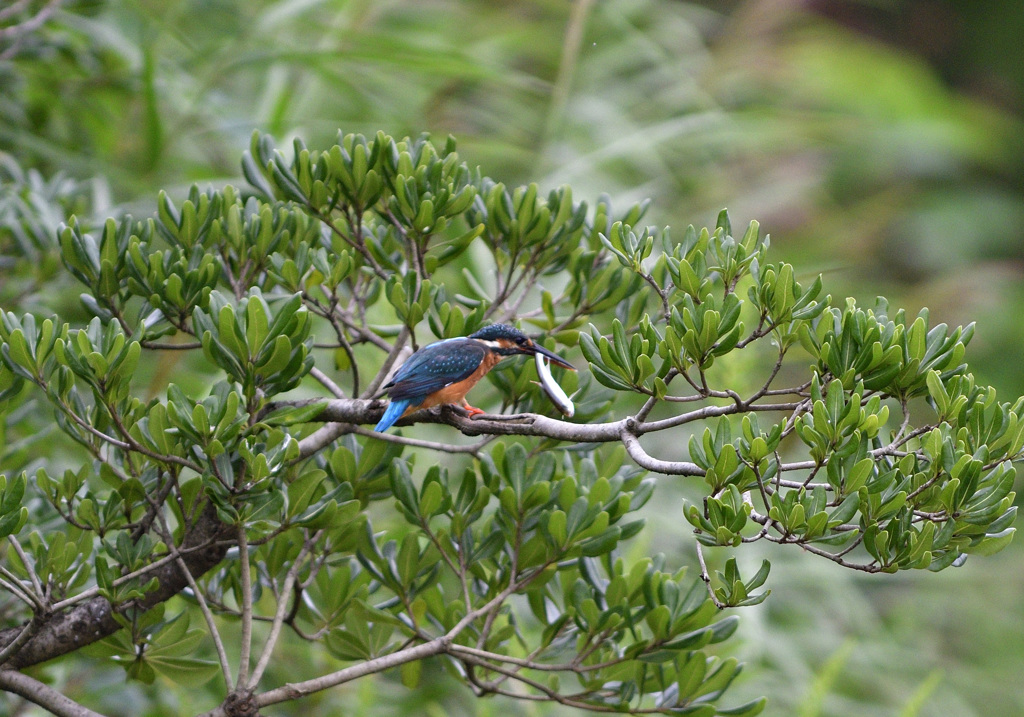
[[247, 531, 319, 689], [695, 542, 727, 609], [151, 511, 234, 691], [298, 396, 800, 449], [361, 325, 411, 399], [0, 617, 40, 667], [620, 430, 702, 475], [236, 526, 253, 688], [0, 503, 232, 670], [0, 668, 107, 717], [308, 366, 346, 399]]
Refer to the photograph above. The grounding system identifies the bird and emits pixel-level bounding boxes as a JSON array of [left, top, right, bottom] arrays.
[[374, 324, 574, 432]]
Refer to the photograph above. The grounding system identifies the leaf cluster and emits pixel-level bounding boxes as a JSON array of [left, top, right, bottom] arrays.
[[0, 130, 1018, 717]]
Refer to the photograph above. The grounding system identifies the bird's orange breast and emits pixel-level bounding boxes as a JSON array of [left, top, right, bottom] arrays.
[[403, 351, 502, 415]]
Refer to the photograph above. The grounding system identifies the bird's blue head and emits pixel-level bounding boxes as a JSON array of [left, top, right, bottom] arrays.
[[469, 323, 528, 344], [469, 324, 574, 369]]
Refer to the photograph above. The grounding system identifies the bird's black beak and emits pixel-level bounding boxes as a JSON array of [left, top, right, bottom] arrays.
[[527, 342, 575, 370]]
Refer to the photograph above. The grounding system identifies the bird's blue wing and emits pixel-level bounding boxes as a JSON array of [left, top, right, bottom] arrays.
[[385, 338, 488, 402]]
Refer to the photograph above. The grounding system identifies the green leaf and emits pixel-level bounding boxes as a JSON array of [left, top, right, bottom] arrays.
[[389, 461, 418, 516], [147, 656, 221, 687], [400, 658, 422, 688], [964, 528, 1015, 556], [418, 481, 443, 517], [0, 507, 28, 539], [718, 697, 767, 716], [546, 510, 567, 546], [397, 533, 420, 587], [288, 470, 326, 519]]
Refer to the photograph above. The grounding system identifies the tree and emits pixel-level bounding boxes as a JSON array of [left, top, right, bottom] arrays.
[[0, 130, 1018, 717]]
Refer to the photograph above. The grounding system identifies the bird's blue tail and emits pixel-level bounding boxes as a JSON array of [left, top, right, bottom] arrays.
[[375, 399, 413, 432]]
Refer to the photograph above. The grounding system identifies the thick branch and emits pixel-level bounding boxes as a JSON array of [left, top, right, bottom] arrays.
[[308, 399, 613, 438], [298, 397, 798, 453], [0, 504, 232, 669]]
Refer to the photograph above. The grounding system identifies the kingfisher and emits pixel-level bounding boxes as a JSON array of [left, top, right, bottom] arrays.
[[374, 324, 574, 432]]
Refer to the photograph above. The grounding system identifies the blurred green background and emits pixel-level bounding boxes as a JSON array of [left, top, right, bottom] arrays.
[[2, 1, 1022, 715]]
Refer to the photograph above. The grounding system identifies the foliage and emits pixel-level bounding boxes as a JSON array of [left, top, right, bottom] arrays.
[[0, 152, 106, 308], [0, 128, 1019, 717]]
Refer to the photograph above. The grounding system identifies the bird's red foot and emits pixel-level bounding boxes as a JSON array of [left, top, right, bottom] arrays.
[[461, 401, 486, 418]]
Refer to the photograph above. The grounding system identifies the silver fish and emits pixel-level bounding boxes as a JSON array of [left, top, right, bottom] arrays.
[[535, 352, 574, 417]]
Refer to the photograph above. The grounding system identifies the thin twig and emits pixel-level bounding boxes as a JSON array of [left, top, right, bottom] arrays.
[[0, 570, 46, 613], [50, 543, 212, 611], [0, 0, 64, 41], [197, 555, 562, 716], [236, 525, 253, 688], [151, 513, 234, 690], [350, 424, 496, 455], [309, 366, 346, 399], [247, 531, 320, 688], [7, 536, 45, 606], [0, 668, 107, 717], [695, 542, 726, 609], [0, 616, 41, 666], [448, 643, 622, 674], [361, 325, 411, 399]]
